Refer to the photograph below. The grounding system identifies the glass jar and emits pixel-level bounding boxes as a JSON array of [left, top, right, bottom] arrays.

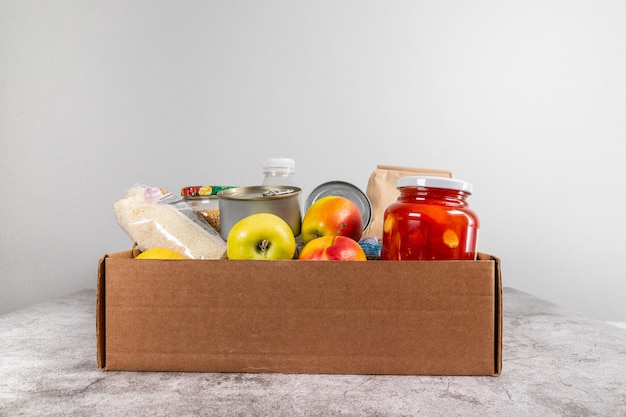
[[381, 176, 479, 261], [181, 186, 236, 234]]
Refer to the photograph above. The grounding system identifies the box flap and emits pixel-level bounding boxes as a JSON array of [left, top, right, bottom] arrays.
[[490, 253, 503, 376], [96, 254, 107, 370], [97, 250, 137, 370]]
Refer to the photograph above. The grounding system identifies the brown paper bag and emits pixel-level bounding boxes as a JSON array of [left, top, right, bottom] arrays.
[[363, 165, 452, 239]]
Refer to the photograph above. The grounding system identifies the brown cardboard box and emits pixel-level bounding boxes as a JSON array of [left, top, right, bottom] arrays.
[[97, 251, 502, 376]]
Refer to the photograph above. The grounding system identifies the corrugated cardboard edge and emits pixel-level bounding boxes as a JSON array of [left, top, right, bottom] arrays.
[[478, 252, 503, 376], [97, 251, 502, 375], [96, 253, 107, 370], [97, 250, 130, 370]]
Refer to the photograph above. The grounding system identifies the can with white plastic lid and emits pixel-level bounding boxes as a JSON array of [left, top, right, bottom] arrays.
[[304, 181, 372, 231]]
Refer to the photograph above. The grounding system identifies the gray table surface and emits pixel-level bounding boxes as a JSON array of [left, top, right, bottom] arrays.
[[1, 288, 625, 417]]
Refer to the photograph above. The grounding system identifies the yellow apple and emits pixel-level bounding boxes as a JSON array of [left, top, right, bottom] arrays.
[[135, 247, 188, 259]]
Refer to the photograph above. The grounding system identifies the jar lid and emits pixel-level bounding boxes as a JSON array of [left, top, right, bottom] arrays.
[[396, 176, 473, 194], [217, 185, 301, 201], [181, 185, 237, 197], [263, 158, 295, 173]]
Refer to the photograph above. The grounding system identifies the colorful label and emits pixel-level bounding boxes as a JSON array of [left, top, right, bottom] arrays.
[[181, 185, 238, 197]]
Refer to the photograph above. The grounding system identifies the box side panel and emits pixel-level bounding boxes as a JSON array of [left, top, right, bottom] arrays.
[[477, 252, 503, 375], [493, 255, 503, 375], [97, 251, 134, 370], [103, 258, 497, 375], [96, 255, 107, 370]]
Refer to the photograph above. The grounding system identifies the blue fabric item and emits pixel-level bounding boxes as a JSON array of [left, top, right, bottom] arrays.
[[359, 237, 381, 257]]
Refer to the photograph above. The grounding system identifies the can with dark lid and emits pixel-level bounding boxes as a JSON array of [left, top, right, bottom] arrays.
[[305, 181, 372, 231], [217, 185, 302, 240]]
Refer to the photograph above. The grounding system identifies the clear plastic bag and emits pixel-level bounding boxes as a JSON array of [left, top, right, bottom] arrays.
[[113, 185, 227, 259]]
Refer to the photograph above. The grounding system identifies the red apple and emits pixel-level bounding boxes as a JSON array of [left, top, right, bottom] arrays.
[[298, 235, 366, 261], [301, 196, 364, 245]]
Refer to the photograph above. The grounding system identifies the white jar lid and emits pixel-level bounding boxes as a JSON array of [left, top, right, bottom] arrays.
[[263, 158, 295, 173], [396, 176, 473, 194]]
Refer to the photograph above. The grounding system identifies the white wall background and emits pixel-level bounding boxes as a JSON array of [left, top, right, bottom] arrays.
[[1, 0, 625, 320]]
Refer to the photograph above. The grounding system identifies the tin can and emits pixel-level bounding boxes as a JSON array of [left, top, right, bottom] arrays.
[[217, 186, 302, 240], [305, 181, 372, 231]]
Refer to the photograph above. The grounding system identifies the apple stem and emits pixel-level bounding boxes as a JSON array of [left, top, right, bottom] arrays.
[[332, 223, 346, 245], [259, 239, 269, 258]]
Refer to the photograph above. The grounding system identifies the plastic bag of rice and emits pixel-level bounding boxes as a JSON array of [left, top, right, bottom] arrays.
[[114, 185, 227, 259]]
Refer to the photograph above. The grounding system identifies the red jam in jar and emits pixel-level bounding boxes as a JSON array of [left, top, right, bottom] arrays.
[[381, 176, 479, 261]]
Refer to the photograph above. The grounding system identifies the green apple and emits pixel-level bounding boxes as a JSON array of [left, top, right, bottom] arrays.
[[227, 213, 296, 260]]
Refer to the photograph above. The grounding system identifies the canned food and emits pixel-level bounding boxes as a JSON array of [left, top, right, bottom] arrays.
[[380, 176, 479, 261], [305, 181, 372, 231], [217, 186, 302, 240]]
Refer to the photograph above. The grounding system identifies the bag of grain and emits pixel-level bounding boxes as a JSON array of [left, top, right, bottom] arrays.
[[113, 185, 227, 259], [362, 165, 452, 240]]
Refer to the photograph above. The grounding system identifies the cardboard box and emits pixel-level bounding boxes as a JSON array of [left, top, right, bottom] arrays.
[[97, 251, 502, 376]]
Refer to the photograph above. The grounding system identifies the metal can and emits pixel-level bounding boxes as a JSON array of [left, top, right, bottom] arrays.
[[217, 186, 302, 240], [305, 181, 372, 231]]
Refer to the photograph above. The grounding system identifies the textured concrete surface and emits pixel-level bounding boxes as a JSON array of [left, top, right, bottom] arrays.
[[1, 288, 625, 416]]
